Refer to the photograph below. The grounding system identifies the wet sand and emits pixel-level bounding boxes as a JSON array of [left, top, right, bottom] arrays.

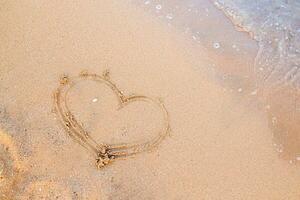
[[0, 0, 300, 199]]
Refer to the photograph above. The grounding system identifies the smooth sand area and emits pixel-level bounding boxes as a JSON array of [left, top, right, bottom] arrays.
[[0, 1, 300, 199]]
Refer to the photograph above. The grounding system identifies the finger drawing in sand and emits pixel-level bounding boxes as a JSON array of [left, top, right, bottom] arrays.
[[53, 70, 170, 169]]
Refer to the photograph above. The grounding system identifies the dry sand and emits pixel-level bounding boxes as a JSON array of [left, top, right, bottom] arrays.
[[0, 0, 300, 199]]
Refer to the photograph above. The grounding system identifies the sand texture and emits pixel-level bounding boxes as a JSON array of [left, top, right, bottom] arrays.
[[0, 1, 300, 199]]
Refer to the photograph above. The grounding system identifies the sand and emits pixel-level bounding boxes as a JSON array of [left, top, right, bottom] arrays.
[[0, 0, 300, 199]]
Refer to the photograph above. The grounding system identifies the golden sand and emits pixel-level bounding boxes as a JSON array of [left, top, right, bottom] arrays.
[[0, 0, 300, 199], [0, 130, 23, 199]]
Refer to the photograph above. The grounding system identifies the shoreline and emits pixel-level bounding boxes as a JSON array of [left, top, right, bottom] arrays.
[[0, 0, 300, 199]]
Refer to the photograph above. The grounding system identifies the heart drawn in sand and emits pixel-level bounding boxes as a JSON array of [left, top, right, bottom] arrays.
[[54, 70, 170, 169]]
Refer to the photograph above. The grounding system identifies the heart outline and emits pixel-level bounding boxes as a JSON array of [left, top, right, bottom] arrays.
[[54, 70, 170, 169]]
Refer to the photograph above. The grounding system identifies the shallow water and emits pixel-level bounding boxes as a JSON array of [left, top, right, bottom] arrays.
[[212, 0, 300, 162], [131, 0, 300, 162], [133, 0, 300, 89], [0, 0, 300, 199], [213, 0, 300, 89]]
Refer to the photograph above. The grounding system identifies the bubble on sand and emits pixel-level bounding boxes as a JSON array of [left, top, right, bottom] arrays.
[[276, 146, 283, 153], [271, 116, 277, 124], [92, 98, 98, 103], [213, 42, 221, 49], [156, 4, 162, 10], [166, 13, 173, 20], [250, 89, 258, 95]]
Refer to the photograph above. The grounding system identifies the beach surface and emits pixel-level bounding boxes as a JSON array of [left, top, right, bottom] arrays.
[[0, 1, 300, 199]]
